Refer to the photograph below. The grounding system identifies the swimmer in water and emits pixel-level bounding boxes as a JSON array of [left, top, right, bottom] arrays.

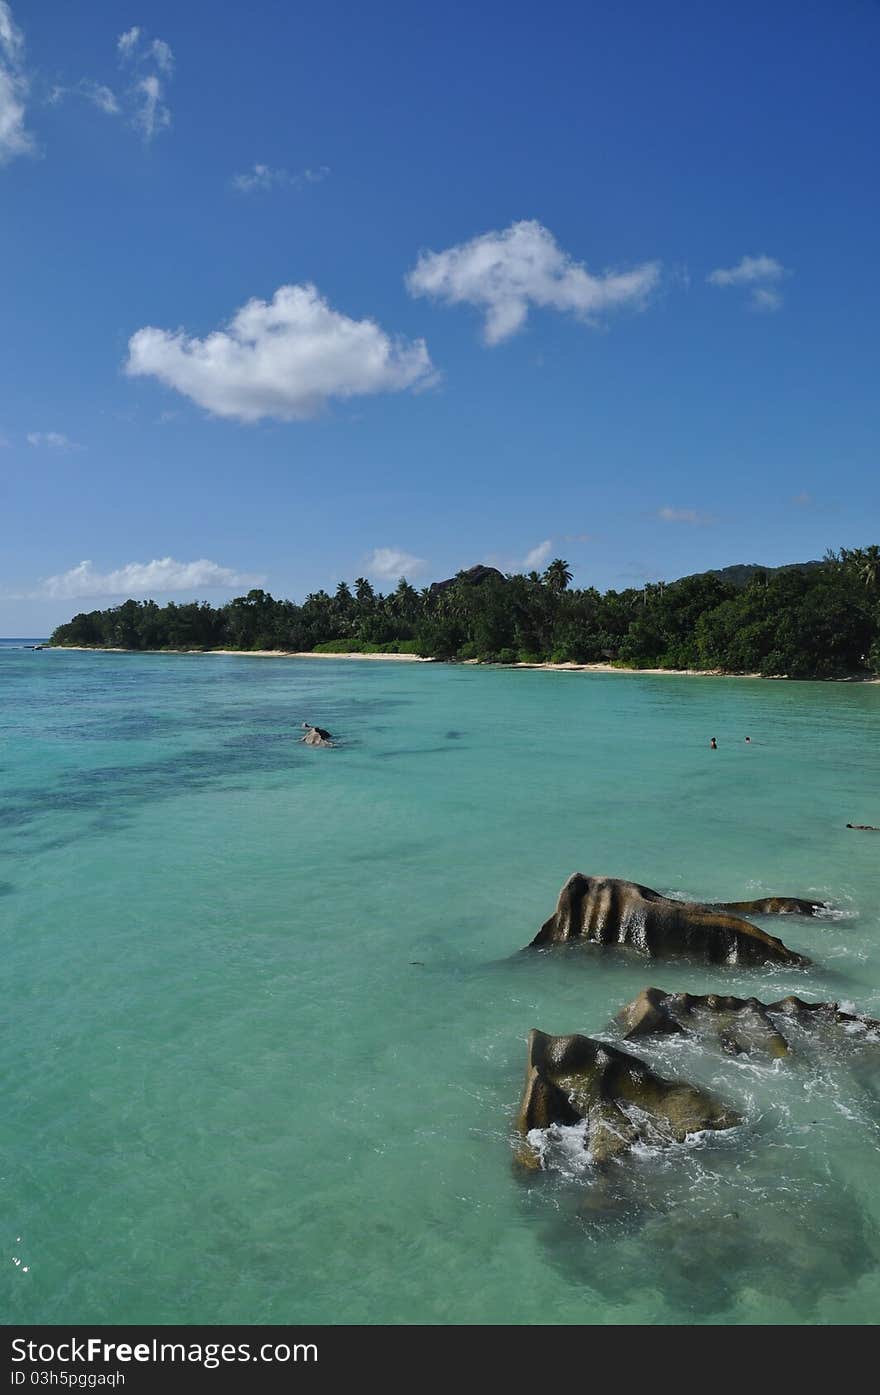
[[710, 737, 717, 750], [846, 823, 880, 831], [301, 721, 334, 742], [745, 736, 751, 744]]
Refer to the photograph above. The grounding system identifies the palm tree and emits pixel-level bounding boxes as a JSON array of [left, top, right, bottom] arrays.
[[543, 558, 573, 594], [332, 581, 354, 630], [354, 577, 375, 604], [393, 577, 419, 622], [639, 580, 666, 606], [305, 589, 332, 610], [857, 545, 880, 589]]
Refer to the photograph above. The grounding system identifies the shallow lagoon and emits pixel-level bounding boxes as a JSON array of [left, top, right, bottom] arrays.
[[2, 648, 879, 1324]]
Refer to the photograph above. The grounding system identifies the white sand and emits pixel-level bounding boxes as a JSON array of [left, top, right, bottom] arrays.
[[50, 646, 430, 661], [46, 647, 880, 679]]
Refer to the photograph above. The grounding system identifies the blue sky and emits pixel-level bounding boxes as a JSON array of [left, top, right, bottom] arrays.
[[1, 0, 878, 633]]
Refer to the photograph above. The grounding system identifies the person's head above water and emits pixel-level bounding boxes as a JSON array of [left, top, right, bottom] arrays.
[[745, 736, 751, 743], [710, 737, 717, 748]]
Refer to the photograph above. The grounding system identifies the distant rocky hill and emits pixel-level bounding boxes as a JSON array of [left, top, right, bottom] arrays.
[[427, 559, 825, 593], [685, 559, 826, 589], [428, 564, 505, 594]]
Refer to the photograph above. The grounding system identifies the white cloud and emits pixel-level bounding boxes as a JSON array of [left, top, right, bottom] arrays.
[[117, 27, 142, 61], [125, 282, 434, 423], [27, 431, 80, 450], [49, 80, 120, 115], [365, 548, 428, 582], [0, 69, 31, 161], [134, 73, 169, 141], [657, 506, 716, 526], [232, 163, 277, 193], [523, 539, 553, 570], [707, 254, 789, 311], [0, 2, 35, 164], [406, 220, 661, 345], [115, 25, 172, 140], [750, 286, 782, 313], [150, 38, 174, 75], [707, 255, 785, 287], [85, 81, 120, 114], [32, 557, 263, 601], [0, 1, 22, 60], [231, 162, 330, 193], [2, 12, 169, 160]]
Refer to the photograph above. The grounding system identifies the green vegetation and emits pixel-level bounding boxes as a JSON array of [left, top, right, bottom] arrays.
[[311, 639, 421, 655], [50, 547, 880, 678]]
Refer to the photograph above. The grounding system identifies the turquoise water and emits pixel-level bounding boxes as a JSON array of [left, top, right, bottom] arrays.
[[2, 647, 880, 1325]]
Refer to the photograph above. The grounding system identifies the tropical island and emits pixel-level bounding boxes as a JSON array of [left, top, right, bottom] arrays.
[[49, 545, 880, 680]]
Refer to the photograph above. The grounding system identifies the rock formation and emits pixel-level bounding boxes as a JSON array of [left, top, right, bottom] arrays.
[[428, 564, 505, 596], [614, 987, 880, 1057], [527, 874, 810, 966], [515, 1027, 740, 1169], [613, 993, 880, 1054], [615, 988, 786, 1056], [707, 896, 826, 915]]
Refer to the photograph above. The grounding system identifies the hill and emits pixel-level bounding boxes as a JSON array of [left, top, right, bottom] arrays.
[[684, 559, 825, 589]]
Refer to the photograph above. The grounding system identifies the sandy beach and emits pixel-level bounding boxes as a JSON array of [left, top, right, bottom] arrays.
[[47, 647, 879, 679], [49, 646, 431, 661], [510, 661, 879, 681], [508, 660, 758, 677]]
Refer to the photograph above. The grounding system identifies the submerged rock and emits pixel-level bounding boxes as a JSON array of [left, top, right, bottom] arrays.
[[527, 874, 810, 966], [615, 987, 880, 1058], [523, 1119, 879, 1318], [515, 1027, 740, 1170]]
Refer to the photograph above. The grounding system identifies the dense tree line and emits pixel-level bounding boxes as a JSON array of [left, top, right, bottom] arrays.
[[50, 546, 880, 678]]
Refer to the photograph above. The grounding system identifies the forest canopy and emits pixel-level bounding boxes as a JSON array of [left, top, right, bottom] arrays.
[[49, 547, 880, 679]]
